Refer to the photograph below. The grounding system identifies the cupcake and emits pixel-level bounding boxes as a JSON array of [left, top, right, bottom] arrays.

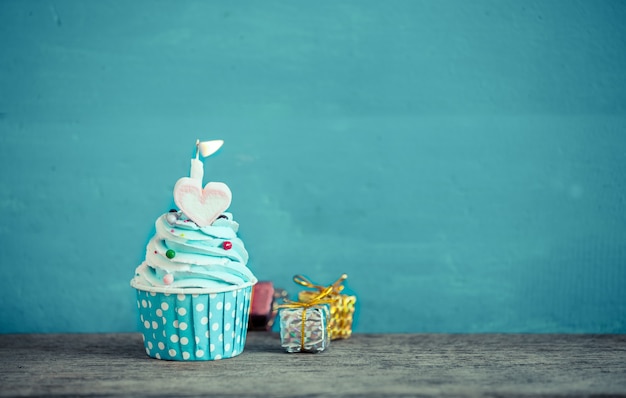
[[131, 140, 257, 361]]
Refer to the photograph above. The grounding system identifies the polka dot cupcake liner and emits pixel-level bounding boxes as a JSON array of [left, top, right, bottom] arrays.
[[135, 286, 252, 361]]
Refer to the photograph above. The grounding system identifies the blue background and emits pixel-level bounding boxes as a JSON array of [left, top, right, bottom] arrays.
[[1, 0, 625, 334]]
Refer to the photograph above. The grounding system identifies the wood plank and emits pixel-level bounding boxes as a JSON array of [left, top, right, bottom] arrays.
[[1, 333, 625, 397]]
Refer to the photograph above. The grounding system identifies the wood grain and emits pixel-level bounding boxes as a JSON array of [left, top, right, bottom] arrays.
[[1, 333, 625, 397]]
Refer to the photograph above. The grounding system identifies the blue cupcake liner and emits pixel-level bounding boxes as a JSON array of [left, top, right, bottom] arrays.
[[135, 286, 252, 361]]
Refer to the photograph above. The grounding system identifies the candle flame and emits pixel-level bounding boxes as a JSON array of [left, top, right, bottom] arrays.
[[196, 140, 224, 158]]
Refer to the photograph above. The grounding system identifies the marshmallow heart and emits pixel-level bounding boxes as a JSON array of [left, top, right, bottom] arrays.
[[173, 177, 232, 227]]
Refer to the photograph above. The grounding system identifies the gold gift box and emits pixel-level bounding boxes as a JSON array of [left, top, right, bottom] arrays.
[[295, 274, 356, 340]]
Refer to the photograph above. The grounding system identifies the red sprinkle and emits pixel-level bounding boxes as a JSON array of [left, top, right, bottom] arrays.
[[222, 241, 233, 250]]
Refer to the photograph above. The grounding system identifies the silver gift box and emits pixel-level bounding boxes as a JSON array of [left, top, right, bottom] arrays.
[[278, 305, 330, 353]]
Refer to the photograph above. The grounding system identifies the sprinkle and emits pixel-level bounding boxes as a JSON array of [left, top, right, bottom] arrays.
[[166, 213, 178, 225], [166, 249, 176, 259], [222, 241, 233, 250]]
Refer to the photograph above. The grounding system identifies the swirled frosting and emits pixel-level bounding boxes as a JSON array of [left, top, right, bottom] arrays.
[[131, 211, 257, 294]]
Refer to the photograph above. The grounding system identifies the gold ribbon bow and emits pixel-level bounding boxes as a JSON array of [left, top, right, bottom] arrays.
[[276, 286, 334, 351], [293, 274, 348, 295]]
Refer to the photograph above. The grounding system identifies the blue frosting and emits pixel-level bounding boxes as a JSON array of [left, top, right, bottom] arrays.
[[131, 211, 256, 293]]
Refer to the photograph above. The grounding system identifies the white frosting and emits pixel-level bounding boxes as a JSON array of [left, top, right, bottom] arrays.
[[131, 212, 257, 294]]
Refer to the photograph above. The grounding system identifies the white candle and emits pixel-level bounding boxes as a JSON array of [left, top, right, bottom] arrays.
[[190, 139, 204, 184], [189, 139, 224, 184]]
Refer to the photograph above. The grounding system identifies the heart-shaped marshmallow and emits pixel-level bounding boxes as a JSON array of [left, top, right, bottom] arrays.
[[173, 177, 232, 227]]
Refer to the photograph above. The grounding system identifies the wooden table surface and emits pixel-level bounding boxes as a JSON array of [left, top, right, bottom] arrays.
[[1, 333, 625, 397]]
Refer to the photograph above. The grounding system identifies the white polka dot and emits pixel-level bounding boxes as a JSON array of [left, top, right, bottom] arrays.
[[235, 318, 240, 325], [232, 291, 237, 297], [239, 303, 243, 310], [152, 321, 158, 329], [225, 323, 231, 331], [145, 347, 150, 355], [158, 342, 165, 350], [179, 322, 188, 331], [232, 350, 237, 356], [162, 330, 166, 337], [196, 303, 204, 312], [214, 354, 222, 360], [225, 343, 231, 351], [205, 331, 209, 338], [201, 316, 208, 325], [231, 310, 236, 318], [177, 308, 187, 316], [177, 294, 186, 301], [182, 352, 190, 360], [141, 334, 145, 342], [148, 301, 152, 308], [150, 291, 156, 297], [173, 320, 179, 328], [196, 350, 204, 357], [195, 336, 200, 344], [212, 323, 219, 331], [210, 344, 215, 352], [136, 300, 140, 308], [156, 309, 163, 317], [210, 293, 217, 299], [140, 314, 144, 322], [161, 302, 169, 311], [144, 320, 150, 329], [225, 302, 231, 311], [231, 331, 235, 338], [169, 349, 176, 357], [209, 311, 213, 319], [219, 334, 223, 342], [180, 337, 189, 345], [155, 353, 161, 359], [216, 302, 223, 310], [141, 300, 148, 308], [162, 317, 167, 325], [152, 333, 156, 339], [170, 335, 179, 343], [192, 294, 199, 298], [236, 335, 241, 343], [164, 293, 170, 297], [148, 341, 153, 349]]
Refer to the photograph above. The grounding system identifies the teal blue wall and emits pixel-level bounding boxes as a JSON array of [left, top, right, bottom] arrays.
[[1, 1, 625, 333]]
